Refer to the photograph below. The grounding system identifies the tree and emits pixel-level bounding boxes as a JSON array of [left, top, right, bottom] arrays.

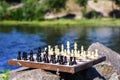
[[75, 0, 88, 17], [43, 0, 67, 12]]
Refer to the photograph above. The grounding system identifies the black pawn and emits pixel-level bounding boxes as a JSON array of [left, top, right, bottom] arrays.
[[64, 56, 67, 64], [36, 47, 42, 62], [73, 57, 77, 65], [44, 49, 49, 63], [36, 53, 42, 62], [38, 47, 41, 54], [22, 52, 27, 60], [29, 50, 34, 61], [69, 57, 73, 65], [53, 53, 57, 63], [17, 51, 21, 60]]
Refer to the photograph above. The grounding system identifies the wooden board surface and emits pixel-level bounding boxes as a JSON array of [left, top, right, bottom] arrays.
[[8, 56, 106, 74]]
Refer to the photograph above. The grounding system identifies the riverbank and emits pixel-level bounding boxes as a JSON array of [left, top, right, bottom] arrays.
[[0, 18, 120, 27]]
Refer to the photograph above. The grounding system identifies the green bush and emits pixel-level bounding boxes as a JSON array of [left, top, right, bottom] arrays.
[[0, 70, 10, 80]]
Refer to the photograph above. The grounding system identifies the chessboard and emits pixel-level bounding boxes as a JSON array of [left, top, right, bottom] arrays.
[[8, 41, 106, 74]]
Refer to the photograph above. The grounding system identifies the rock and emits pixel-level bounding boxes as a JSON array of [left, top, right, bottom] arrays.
[[9, 67, 59, 80], [9, 42, 120, 80], [88, 42, 120, 74]]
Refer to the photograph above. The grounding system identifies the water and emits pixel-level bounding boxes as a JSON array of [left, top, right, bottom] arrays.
[[0, 26, 120, 72]]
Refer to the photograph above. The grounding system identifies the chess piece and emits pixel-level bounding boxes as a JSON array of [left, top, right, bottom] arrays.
[[73, 57, 77, 65], [17, 51, 21, 60], [29, 50, 34, 61], [44, 49, 49, 63], [55, 45, 59, 55], [81, 45, 84, 53], [94, 49, 99, 59], [38, 47, 41, 54], [69, 56, 73, 65], [64, 56, 67, 64], [22, 52, 27, 60], [36, 47, 42, 62], [60, 55, 64, 64], [67, 41, 70, 56], [61, 44, 64, 54], [53, 52, 57, 63], [74, 42, 77, 56], [87, 49, 91, 59], [91, 51, 95, 59]]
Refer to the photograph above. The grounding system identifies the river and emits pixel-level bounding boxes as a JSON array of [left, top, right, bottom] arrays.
[[0, 26, 120, 72]]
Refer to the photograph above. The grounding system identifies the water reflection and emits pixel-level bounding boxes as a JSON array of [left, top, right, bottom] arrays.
[[0, 26, 120, 71]]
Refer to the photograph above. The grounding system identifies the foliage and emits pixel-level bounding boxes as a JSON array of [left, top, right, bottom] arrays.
[[114, 0, 120, 6], [0, 70, 10, 80], [43, 0, 67, 12], [75, 0, 88, 8], [94, 0, 98, 3], [0, 1, 10, 20]]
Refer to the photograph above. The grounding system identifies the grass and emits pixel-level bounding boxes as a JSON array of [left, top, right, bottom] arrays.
[[0, 18, 120, 27]]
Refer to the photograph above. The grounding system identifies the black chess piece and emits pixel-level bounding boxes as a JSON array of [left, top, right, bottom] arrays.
[[73, 57, 77, 65], [36, 47, 42, 62], [53, 53, 57, 63], [29, 50, 34, 61], [22, 52, 27, 60], [64, 56, 67, 64], [17, 51, 21, 60], [57, 55, 64, 65], [36, 54, 42, 62], [57, 55, 60, 63], [38, 47, 41, 54], [50, 52, 57, 64], [43, 49, 49, 63], [69, 57, 73, 65]]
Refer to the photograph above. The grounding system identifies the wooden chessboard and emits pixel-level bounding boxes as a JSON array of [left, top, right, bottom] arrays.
[[8, 56, 106, 74]]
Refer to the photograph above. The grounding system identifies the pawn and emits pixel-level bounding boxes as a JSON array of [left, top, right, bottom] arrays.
[[22, 52, 27, 60], [52, 52, 57, 63], [17, 51, 21, 60], [73, 57, 77, 65], [36, 54, 42, 62], [38, 47, 41, 54], [69, 57, 73, 65], [64, 56, 67, 64], [29, 50, 34, 61]]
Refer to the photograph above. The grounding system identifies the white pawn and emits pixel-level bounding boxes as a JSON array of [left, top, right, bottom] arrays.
[[94, 49, 99, 59], [61, 44, 64, 54], [87, 50, 91, 58], [48, 45, 51, 53], [76, 50, 80, 59], [67, 41, 70, 55], [63, 49, 67, 56], [50, 48, 53, 55], [74, 42, 77, 56], [71, 49, 74, 57], [55, 45, 59, 55], [91, 51, 95, 59], [81, 45, 84, 53]]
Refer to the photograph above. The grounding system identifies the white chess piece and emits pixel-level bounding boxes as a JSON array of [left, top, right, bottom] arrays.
[[87, 50, 91, 58], [71, 49, 74, 57], [55, 45, 59, 55], [61, 44, 64, 54], [94, 49, 99, 59], [74, 42, 77, 57], [81, 45, 84, 53], [50, 48, 53, 55], [91, 51, 95, 59], [67, 41, 70, 55], [48, 45, 51, 54]]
